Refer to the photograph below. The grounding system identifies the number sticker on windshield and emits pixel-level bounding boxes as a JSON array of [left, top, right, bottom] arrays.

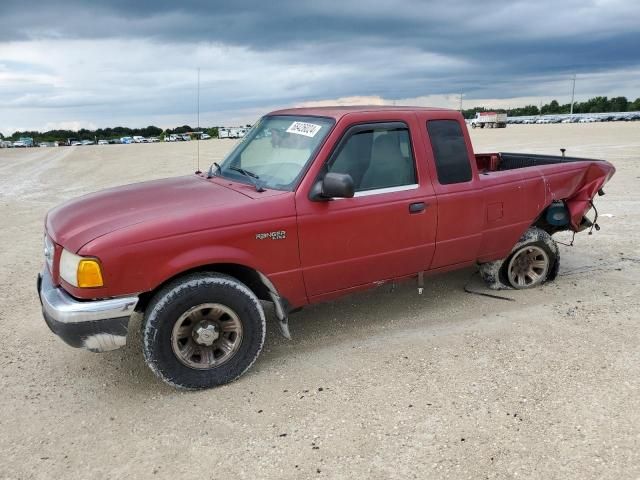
[[286, 121, 322, 138]]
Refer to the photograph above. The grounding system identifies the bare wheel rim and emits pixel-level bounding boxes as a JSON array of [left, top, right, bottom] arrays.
[[507, 245, 550, 289], [171, 303, 243, 370]]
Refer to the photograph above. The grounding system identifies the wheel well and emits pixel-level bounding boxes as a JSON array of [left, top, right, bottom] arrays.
[[135, 263, 271, 313], [533, 201, 572, 235]]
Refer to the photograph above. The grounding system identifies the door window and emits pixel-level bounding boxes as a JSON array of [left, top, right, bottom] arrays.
[[427, 120, 472, 185], [327, 123, 416, 192]]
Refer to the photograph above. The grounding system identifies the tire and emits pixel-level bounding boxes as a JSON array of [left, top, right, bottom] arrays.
[[142, 272, 266, 390], [479, 227, 559, 290], [471, 123, 477, 129]]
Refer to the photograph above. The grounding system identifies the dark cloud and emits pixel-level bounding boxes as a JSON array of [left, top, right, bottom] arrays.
[[3, 0, 640, 73], [1, 0, 639, 131]]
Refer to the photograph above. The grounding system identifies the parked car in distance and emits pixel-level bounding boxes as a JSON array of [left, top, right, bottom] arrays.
[[120, 136, 134, 144], [11, 136, 34, 147], [38, 106, 615, 390], [147, 137, 160, 143], [200, 133, 211, 140], [98, 140, 109, 145]]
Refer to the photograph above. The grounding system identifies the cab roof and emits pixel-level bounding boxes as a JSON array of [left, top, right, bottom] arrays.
[[269, 105, 455, 120]]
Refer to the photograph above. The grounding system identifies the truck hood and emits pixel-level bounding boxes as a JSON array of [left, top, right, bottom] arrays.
[[46, 175, 253, 252]]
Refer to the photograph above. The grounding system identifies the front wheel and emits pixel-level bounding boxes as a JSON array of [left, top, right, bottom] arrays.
[[142, 273, 266, 389]]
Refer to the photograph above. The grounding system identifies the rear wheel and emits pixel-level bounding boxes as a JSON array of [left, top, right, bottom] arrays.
[[506, 244, 549, 288], [479, 227, 559, 290], [142, 273, 266, 389]]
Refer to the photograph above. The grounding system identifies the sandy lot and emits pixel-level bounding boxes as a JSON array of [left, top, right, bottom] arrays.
[[0, 123, 639, 479]]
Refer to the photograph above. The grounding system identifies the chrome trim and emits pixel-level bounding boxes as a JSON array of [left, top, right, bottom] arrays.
[[43, 234, 54, 272], [333, 184, 420, 200], [39, 268, 138, 324], [354, 184, 419, 197]]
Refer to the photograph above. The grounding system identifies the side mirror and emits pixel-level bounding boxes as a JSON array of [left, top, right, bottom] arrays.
[[311, 172, 354, 200]]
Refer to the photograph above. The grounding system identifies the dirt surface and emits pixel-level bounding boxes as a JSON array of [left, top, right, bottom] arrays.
[[1, 123, 639, 479]]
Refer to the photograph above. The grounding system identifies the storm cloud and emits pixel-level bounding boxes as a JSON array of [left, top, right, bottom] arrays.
[[1, 0, 639, 133]]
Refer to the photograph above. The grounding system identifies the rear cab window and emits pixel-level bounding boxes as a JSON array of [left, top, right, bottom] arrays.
[[426, 120, 472, 185]]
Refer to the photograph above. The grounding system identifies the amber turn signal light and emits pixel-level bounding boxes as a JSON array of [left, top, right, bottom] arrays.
[[77, 259, 104, 288]]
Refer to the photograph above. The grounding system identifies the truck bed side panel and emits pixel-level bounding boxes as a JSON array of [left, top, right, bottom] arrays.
[[475, 160, 615, 262], [476, 169, 547, 262]]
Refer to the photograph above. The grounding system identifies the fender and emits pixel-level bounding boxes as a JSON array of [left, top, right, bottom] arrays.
[[154, 248, 293, 339]]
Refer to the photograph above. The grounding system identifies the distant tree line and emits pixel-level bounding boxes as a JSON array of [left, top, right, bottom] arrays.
[[2, 125, 163, 143], [1, 123, 255, 142], [3, 96, 638, 141], [462, 95, 640, 119]]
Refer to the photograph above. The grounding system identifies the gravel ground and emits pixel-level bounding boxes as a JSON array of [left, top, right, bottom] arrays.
[[0, 123, 638, 479]]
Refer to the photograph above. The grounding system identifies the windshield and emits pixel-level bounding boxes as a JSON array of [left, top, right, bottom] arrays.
[[214, 115, 334, 190]]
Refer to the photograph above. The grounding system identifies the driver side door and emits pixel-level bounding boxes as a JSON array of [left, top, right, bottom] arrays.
[[295, 119, 437, 300]]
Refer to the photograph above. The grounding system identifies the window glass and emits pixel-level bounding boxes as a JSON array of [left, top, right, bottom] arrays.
[[328, 125, 416, 192], [217, 115, 334, 190], [427, 120, 472, 184]]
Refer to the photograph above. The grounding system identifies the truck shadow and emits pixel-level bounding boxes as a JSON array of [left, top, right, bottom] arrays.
[[261, 268, 493, 356], [94, 266, 532, 393]]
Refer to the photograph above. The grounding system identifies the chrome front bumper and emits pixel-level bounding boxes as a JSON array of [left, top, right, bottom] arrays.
[[38, 268, 139, 352]]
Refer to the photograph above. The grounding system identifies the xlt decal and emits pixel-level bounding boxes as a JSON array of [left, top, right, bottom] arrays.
[[256, 230, 286, 240]]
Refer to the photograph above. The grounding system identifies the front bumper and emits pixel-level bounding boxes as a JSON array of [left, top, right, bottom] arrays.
[[37, 268, 138, 352]]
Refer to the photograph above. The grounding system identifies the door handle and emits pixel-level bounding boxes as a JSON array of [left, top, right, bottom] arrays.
[[409, 202, 426, 213]]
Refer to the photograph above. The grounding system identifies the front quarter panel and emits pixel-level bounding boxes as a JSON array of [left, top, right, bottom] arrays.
[[73, 192, 307, 306]]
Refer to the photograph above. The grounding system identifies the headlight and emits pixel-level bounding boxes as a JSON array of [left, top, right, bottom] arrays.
[[59, 249, 104, 288]]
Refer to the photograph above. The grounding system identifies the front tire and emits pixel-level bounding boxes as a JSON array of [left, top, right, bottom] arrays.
[[142, 273, 266, 389]]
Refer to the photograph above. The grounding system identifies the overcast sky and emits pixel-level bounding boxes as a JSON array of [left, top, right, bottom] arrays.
[[1, 0, 639, 134]]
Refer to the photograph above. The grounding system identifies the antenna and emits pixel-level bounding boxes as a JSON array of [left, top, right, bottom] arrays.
[[570, 73, 576, 116], [195, 67, 201, 173]]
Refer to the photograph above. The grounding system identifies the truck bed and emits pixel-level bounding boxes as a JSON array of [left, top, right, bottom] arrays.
[[476, 152, 602, 173]]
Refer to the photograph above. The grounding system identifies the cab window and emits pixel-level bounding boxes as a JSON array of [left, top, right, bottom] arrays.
[[327, 123, 416, 192], [427, 120, 472, 185]]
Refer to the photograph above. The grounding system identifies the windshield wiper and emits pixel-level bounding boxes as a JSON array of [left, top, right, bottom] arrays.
[[206, 162, 221, 179], [229, 166, 265, 192]]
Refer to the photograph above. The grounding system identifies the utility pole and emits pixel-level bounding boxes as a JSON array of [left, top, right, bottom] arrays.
[[570, 73, 576, 115], [459, 93, 463, 112]]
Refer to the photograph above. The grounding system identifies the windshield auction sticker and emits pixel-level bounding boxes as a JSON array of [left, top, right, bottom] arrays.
[[286, 121, 322, 137]]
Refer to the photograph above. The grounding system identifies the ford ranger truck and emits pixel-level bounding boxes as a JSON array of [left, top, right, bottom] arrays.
[[38, 106, 615, 389]]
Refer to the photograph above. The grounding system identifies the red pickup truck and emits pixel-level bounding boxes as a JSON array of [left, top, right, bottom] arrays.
[[38, 106, 615, 389]]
